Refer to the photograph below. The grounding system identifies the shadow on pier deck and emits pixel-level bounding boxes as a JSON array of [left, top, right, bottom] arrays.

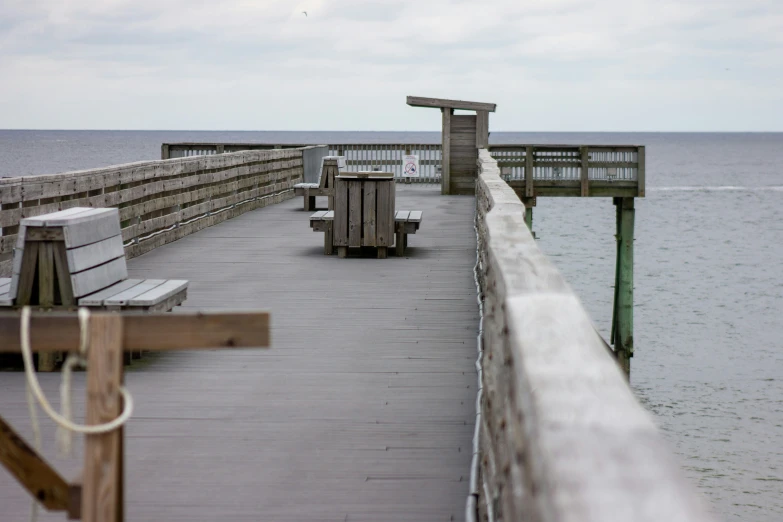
[[0, 185, 479, 521]]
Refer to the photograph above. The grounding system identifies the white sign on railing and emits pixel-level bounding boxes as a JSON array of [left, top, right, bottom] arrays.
[[402, 154, 420, 178]]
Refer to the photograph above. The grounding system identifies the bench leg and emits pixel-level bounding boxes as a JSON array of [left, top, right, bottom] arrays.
[[304, 193, 316, 211], [396, 228, 405, 256], [337, 246, 348, 258], [38, 352, 57, 372], [324, 223, 334, 255], [377, 246, 388, 259]]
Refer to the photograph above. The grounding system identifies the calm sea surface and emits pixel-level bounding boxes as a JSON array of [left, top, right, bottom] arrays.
[[1, 130, 781, 520]]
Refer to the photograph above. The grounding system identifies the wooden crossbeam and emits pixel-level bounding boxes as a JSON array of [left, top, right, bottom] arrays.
[[0, 311, 271, 353], [0, 416, 75, 513]]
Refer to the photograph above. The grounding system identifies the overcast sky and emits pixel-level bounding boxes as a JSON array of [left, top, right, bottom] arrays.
[[1, 0, 781, 131]]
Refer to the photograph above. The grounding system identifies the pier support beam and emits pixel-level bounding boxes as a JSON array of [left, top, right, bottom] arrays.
[[611, 197, 634, 377], [521, 197, 536, 238]]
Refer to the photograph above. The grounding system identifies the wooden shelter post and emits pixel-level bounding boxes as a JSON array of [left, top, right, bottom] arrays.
[[441, 108, 452, 195]]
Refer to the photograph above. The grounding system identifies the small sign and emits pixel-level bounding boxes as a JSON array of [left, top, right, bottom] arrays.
[[403, 154, 420, 178]]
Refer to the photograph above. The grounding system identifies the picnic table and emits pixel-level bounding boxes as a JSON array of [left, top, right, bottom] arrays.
[[309, 172, 423, 258]]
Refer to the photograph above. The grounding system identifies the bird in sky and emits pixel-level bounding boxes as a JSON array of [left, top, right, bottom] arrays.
[[302, 11, 307, 16]]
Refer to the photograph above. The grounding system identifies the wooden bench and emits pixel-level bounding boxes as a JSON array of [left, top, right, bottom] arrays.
[[293, 156, 345, 211], [0, 207, 188, 369], [309, 209, 423, 257], [393, 211, 423, 256]]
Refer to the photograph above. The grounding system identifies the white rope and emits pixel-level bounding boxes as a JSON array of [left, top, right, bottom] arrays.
[[56, 308, 90, 456], [20, 306, 134, 436]]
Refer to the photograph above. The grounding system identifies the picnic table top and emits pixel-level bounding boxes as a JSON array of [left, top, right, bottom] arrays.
[[0, 184, 479, 521]]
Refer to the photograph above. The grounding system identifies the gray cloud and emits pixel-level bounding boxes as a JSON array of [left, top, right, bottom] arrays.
[[0, 0, 781, 130]]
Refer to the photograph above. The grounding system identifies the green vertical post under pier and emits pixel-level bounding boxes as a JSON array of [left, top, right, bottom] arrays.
[[522, 197, 536, 238], [611, 197, 635, 377]]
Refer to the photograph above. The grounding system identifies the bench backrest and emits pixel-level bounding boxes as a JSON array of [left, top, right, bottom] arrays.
[[319, 156, 346, 190], [10, 207, 128, 302]]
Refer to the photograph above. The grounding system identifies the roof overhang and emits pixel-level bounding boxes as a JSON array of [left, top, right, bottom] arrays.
[[406, 96, 496, 112]]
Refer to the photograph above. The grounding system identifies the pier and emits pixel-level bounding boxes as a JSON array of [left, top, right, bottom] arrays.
[[1, 98, 713, 521]]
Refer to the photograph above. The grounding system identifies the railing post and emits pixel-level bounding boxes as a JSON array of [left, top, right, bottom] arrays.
[[637, 146, 646, 197], [524, 146, 534, 198], [580, 146, 589, 197], [161, 144, 170, 160], [611, 196, 635, 377]]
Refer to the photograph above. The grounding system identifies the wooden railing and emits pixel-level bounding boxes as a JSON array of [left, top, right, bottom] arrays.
[[162, 142, 645, 194], [474, 150, 709, 522], [0, 148, 317, 277], [164, 143, 443, 183]]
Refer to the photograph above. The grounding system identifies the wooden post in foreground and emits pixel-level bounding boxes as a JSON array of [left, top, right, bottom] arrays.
[[0, 311, 270, 522], [611, 197, 634, 376]]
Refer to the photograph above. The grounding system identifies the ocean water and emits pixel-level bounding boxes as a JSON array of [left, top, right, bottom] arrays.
[[1, 130, 781, 520]]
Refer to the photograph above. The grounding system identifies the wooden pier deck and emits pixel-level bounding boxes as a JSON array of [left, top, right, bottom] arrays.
[[0, 185, 479, 522]]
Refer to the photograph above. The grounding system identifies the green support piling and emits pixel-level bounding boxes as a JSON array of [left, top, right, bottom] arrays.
[[522, 197, 535, 237], [611, 197, 635, 377]]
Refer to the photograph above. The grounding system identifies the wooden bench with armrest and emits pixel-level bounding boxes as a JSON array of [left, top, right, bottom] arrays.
[[293, 156, 345, 211], [0, 207, 188, 369]]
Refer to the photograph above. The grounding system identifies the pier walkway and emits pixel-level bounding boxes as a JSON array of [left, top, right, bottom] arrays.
[[1, 185, 479, 521]]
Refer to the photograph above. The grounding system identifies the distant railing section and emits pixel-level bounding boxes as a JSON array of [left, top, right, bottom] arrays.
[[490, 145, 641, 183], [327, 144, 441, 182], [162, 142, 644, 189], [0, 148, 312, 277], [164, 143, 442, 183]]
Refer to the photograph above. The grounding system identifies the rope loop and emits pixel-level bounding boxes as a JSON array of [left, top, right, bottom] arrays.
[[20, 306, 134, 438]]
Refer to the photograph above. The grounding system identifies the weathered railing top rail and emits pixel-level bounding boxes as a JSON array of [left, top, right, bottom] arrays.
[[0, 147, 323, 277], [161, 142, 645, 196], [474, 149, 709, 521]]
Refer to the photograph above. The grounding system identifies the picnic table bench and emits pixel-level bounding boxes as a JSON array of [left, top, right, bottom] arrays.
[[293, 156, 345, 211], [0, 207, 188, 370], [308, 172, 423, 258]]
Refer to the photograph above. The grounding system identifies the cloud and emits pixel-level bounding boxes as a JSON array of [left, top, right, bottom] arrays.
[[0, 0, 781, 130]]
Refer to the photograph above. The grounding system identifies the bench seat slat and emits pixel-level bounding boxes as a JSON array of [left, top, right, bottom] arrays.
[[395, 211, 410, 221], [408, 211, 423, 222], [78, 279, 146, 306], [127, 280, 188, 306], [309, 211, 334, 221], [102, 279, 166, 306]]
